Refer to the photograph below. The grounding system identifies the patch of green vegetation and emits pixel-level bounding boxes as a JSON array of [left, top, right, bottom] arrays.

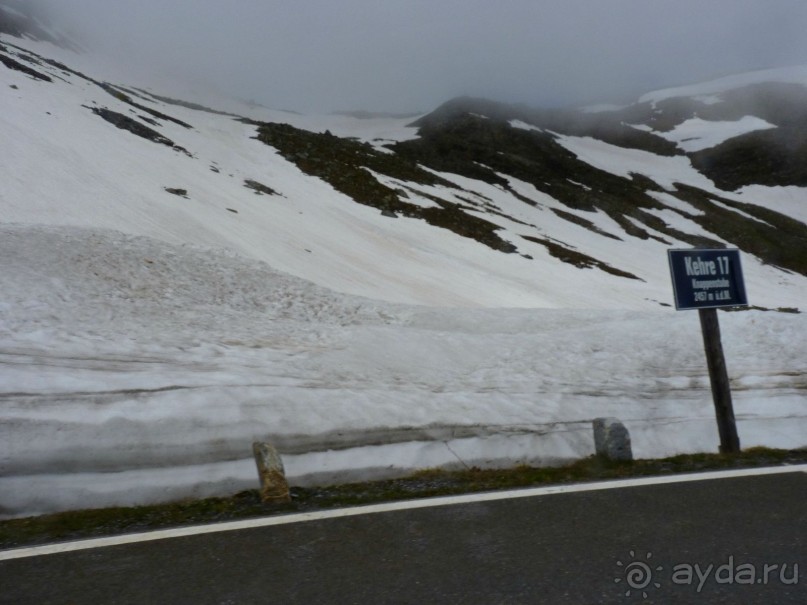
[[255, 122, 448, 190], [252, 121, 518, 253], [2, 447, 803, 550], [0, 490, 280, 550]]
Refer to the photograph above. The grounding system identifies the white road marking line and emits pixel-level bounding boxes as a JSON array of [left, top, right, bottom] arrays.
[[2, 464, 806, 561]]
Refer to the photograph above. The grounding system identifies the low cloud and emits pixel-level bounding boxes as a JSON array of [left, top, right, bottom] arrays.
[[23, 0, 807, 113]]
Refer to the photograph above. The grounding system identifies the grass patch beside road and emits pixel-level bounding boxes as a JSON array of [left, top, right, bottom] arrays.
[[2, 447, 806, 550]]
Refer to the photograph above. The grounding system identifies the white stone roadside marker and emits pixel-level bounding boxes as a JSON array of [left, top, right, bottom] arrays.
[[252, 442, 291, 504]]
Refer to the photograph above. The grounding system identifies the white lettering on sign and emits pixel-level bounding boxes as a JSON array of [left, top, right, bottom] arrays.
[[685, 255, 731, 277], [692, 278, 730, 290], [685, 257, 716, 276]]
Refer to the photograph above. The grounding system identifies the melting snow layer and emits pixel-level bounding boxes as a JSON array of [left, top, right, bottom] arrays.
[[1, 225, 805, 518]]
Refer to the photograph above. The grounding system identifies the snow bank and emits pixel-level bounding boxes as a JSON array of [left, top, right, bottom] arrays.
[[1, 225, 805, 518]]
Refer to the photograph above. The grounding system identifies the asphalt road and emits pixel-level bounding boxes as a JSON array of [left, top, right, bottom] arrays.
[[1, 469, 805, 604]]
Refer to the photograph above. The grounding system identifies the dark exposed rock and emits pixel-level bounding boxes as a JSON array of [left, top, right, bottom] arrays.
[[672, 184, 807, 275], [88, 106, 192, 155], [164, 187, 188, 198], [521, 235, 642, 280], [685, 85, 807, 190], [99, 83, 193, 130], [0, 51, 51, 81], [394, 102, 807, 276], [90, 106, 173, 144], [689, 126, 807, 190], [551, 208, 622, 241], [246, 99, 807, 275], [409, 96, 680, 156], [138, 115, 160, 127], [602, 82, 807, 190], [244, 179, 280, 196], [394, 111, 666, 217], [1, 41, 194, 133]]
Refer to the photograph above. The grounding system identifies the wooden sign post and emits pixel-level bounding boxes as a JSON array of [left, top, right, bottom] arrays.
[[668, 249, 748, 454], [698, 307, 741, 453]]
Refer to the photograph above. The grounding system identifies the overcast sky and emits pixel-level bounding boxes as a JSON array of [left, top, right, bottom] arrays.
[[27, 0, 807, 114]]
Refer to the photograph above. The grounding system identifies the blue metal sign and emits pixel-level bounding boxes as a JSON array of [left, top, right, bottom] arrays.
[[668, 249, 748, 310]]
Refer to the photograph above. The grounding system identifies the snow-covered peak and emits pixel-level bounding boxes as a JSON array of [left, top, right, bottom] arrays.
[[639, 65, 807, 105]]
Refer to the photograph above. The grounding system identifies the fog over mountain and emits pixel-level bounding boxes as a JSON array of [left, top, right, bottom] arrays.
[[16, 0, 807, 113]]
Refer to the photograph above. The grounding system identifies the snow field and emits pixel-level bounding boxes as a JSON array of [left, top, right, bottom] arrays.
[[1, 225, 804, 517]]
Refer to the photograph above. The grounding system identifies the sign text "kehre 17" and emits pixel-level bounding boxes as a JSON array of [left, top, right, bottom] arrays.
[[684, 255, 731, 276]]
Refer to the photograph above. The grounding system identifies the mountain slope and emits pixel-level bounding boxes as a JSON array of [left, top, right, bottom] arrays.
[[2, 21, 806, 518], [2, 30, 806, 309]]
